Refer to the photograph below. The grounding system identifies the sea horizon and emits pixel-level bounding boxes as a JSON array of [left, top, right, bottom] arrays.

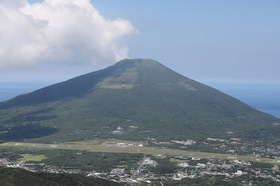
[[208, 82, 280, 119]]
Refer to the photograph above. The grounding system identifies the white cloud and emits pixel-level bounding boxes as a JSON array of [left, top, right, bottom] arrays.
[[0, 0, 137, 68]]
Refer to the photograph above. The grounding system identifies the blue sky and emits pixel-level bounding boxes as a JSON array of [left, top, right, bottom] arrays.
[[1, 0, 280, 84], [92, 0, 280, 83]]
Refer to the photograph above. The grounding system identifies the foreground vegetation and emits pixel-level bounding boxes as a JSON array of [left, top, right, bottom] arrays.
[[1, 167, 277, 186], [0, 168, 121, 186]]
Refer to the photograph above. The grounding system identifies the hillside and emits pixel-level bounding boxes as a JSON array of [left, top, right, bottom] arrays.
[[0, 59, 279, 143], [0, 168, 121, 186]]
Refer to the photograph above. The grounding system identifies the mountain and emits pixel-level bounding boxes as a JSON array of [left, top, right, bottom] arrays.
[[0, 168, 121, 186], [0, 59, 279, 143]]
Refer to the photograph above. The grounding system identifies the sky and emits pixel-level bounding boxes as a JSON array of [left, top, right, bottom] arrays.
[[0, 0, 280, 85]]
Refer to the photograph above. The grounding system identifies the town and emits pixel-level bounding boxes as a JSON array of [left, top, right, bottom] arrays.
[[1, 137, 280, 185]]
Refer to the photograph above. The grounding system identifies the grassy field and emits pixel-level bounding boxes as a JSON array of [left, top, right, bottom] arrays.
[[19, 154, 47, 162], [1, 139, 279, 165]]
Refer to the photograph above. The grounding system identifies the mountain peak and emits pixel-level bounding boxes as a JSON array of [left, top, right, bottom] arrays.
[[0, 58, 279, 143], [116, 58, 159, 65], [0, 59, 185, 108], [99, 58, 190, 89], [109, 58, 169, 75]]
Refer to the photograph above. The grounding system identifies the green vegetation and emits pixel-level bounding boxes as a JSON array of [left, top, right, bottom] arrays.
[[250, 162, 274, 169], [153, 157, 177, 174], [19, 154, 47, 162], [41, 150, 142, 172], [0, 168, 122, 186], [0, 140, 279, 186], [1, 140, 279, 165], [0, 146, 143, 173], [0, 58, 279, 147], [98, 84, 135, 89]]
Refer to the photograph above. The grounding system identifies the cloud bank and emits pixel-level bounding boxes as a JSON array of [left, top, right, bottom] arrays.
[[0, 0, 137, 68]]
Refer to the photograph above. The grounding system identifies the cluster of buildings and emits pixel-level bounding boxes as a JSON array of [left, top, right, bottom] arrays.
[[86, 155, 280, 185], [1, 151, 280, 185], [1, 135, 280, 185]]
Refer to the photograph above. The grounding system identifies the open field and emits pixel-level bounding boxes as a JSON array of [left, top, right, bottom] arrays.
[[1, 139, 279, 165], [19, 154, 47, 162]]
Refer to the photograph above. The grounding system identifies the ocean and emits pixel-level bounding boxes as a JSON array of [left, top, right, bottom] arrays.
[[0, 82, 279, 119], [0, 82, 51, 102], [209, 82, 280, 119]]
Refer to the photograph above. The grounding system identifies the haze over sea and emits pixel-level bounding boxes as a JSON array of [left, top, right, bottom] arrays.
[[0, 82, 279, 119], [209, 82, 280, 119]]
